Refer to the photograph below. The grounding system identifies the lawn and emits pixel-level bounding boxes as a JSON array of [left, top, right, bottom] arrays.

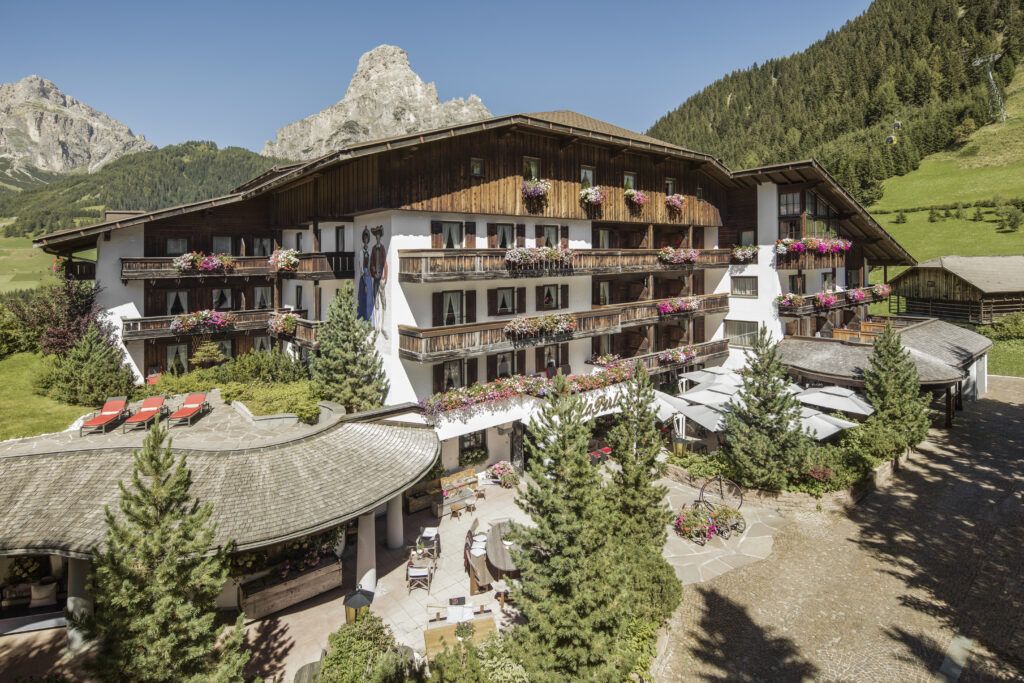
[[0, 352, 90, 440], [987, 340, 1024, 377], [0, 235, 56, 294]]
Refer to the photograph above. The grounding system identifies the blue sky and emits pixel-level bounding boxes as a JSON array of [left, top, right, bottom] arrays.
[[3, 0, 872, 151]]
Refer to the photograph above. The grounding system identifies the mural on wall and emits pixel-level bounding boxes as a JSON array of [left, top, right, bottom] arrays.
[[358, 225, 387, 323]]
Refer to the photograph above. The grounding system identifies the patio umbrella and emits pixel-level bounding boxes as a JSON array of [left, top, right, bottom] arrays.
[[677, 366, 743, 388], [796, 386, 874, 417], [799, 407, 858, 441], [678, 381, 742, 407], [675, 403, 726, 432]]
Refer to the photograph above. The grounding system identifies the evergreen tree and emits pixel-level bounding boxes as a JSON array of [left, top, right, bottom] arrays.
[[42, 323, 135, 406], [722, 326, 810, 490], [511, 374, 624, 681], [894, 210, 907, 224], [310, 282, 388, 412], [70, 424, 249, 682], [430, 642, 488, 683], [863, 324, 931, 455], [928, 207, 941, 223], [319, 613, 408, 683], [973, 206, 985, 222], [190, 341, 228, 369], [606, 365, 670, 548]]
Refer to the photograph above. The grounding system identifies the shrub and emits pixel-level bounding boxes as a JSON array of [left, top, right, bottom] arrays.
[[478, 636, 530, 683], [667, 449, 733, 480], [40, 324, 135, 407], [220, 381, 320, 424], [319, 613, 410, 683], [0, 304, 33, 359], [227, 349, 308, 383], [458, 446, 489, 468], [789, 443, 868, 496], [979, 312, 1024, 341], [189, 341, 228, 369]]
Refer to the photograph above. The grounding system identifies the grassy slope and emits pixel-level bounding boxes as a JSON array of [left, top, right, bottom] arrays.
[[0, 353, 89, 440], [0, 235, 56, 293]]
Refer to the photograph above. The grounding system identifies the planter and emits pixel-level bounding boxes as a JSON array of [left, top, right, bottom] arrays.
[[239, 558, 342, 620]]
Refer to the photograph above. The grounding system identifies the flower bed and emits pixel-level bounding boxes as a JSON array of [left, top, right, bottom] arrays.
[[814, 291, 839, 308], [170, 309, 235, 335], [657, 246, 699, 265], [656, 297, 699, 315], [268, 248, 299, 272], [504, 246, 573, 268], [592, 353, 621, 367], [658, 346, 696, 365], [502, 313, 577, 338], [579, 185, 605, 207], [624, 188, 648, 208], [731, 245, 757, 263], [489, 460, 519, 488], [775, 293, 806, 308], [774, 237, 853, 255], [665, 194, 686, 212], [267, 311, 299, 335], [172, 251, 236, 273], [673, 505, 744, 545], [522, 179, 551, 201]]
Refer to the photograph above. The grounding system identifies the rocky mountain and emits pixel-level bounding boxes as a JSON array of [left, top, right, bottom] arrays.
[[263, 45, 490, 160], [0, 75, 154, 182]]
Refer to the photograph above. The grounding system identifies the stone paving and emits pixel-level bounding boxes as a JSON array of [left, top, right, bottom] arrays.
[[652, 376, 1024, 682]]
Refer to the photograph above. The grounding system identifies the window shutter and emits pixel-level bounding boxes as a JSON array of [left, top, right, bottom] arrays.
[[515, 223, 526, 247], [465, 221, 476, 248], [559, 342, 569, 368], [433, 363, 445, 394], [486, 223, 497, 248], [465, 290, 477, 323], [487, 289, 498, 316], [430, 221, 443, 249], [560, 225, 569, 249], [515, 287, 527, 313], [486, 354, 498, 382], [692, 272, 705, 295], [432, 292, 443, 327], [466, 358, 478, 385], [535, 347, 545, 374], [516, 350, 526, 375], [535, 225, 544, 247], [560, 284, 569, 309], [535, 286, 544, 311]]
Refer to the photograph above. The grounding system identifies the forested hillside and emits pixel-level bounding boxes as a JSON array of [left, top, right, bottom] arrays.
[[648, 0, 1024, 205], [0, 142, 281, 237]]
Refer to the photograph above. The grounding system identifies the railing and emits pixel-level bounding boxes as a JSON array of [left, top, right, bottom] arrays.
[[397, 248, 735, 282], [774, 250, 845, 271], [121, 308, 303, 341], [66, 260, 97, 280], [121, 256, 273, 280], [272, 318, 323, 348], [627, 339, 731, 375], [597, 293, 731, 327], [398, 309, 622, 362], [776, 289, 887, 316], [290, 252, 355, 280]]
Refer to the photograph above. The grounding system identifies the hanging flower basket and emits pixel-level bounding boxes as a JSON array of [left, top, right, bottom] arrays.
[[658, 346, 697, 364], [173, 251, 236, 273], [170, 309, 235, 335], [665, 194, 686, 212], [872, 283, 892, 298], [848, 289, 867, 304], [774, 293, 805, 308], [624, 188, 648, 208], [814, 291, 839, 308], [579, 186, 605, 207], [731, 246, 757, 263], [267, 312, 300, 335], [268, 248, 300, 272], [502, 313, 577, 338], [522, 179, 552, 213], [656, 297, 700, 315], [657, 246, 699, 265]]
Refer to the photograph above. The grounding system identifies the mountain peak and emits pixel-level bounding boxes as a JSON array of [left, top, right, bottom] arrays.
[[262, 44, 491, 160]]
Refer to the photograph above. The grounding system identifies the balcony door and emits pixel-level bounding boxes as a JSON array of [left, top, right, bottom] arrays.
[[166, 343, 188, 374], [254, 286, 273, 310], [167, 290, 188, 316], [253, 237, 273, 257]]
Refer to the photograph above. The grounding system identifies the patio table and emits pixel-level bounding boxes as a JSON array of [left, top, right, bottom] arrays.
[[486, 521, 519, 578], [467, 545, 494, 588]]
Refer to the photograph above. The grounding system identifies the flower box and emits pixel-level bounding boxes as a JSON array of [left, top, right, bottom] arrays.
[[665, 194, 686, 212], [522, 179, 551, 202], [774, 237, 852, 255], [624, 188, 648, 208], [268, 248, 300, 272], [657, 247, 699, 265], [848, 289, 867, 304], [267, 312, 300, 335], [872, 283, 892, 298], [579, 186, 605, 207], [504, 247, 573, 268], [731, 246, 757, 263], [170, 309, 235, 335], [658, 346, 697, 365], [774, 293, 805, 308], [502, 313, 577, 338], [591, 353, 621, 367], [656, 297, 699, 315], [814, 291, 839, 308], [238, 558, 342, 620], [673, 505, 744, 545], [172, 251, 236, 273]]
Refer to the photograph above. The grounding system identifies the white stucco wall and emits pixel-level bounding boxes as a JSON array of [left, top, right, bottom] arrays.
[[95, 225, 145, 312]]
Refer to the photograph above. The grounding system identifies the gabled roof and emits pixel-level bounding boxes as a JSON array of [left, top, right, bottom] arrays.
[[892, 255, 1024, 294]]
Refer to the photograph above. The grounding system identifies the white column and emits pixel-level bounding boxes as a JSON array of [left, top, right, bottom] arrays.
[[356, 513, 377, 594], [386, 495, 404, 550], [66, 557, 92, 652]]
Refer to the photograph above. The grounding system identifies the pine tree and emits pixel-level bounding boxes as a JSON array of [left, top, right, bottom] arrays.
[[511, 374, 624, 681], [894, 210, 907, 224], [310, 282, 388, 412], [973, 206, 985, 222], [863, 324, 931, 456], [319, 613, 408, 683], [43, 323, 135, 406], [722, 326, 810, 490], [606, 365, 670, 548], [190, 341, 228, 369], [70, 424, 249, 682], [928, 207, 941, 223]]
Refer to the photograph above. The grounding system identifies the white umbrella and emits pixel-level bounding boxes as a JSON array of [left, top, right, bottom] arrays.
[[799, 407, 858, 441], [678, 366, 742, 387], [679, 381, 741, 407], [796, 386, 874, 417], [676, 403, 727, 432]]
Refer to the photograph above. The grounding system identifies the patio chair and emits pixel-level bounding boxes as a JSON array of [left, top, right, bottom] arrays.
[[80, 397, 130, 436], [168, 393, 210, 427], [122, 396, 169, 432], [407, 560, 434, 594]]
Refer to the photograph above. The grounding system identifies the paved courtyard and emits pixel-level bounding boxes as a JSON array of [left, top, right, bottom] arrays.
[[653, 375, 1024, 682]]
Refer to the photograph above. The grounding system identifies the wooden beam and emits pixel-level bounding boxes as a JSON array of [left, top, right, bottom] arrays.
[[559, 136, 579, 151]]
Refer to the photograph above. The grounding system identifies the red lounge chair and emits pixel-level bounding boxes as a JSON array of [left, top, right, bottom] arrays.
[[122, 396, 169, 432], [168, 393, 209, 427], [79, 397, 129, 436]]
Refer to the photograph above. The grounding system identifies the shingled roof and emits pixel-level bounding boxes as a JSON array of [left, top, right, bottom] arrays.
[[0, 416, 438, 559], [894, 256, 1024, 294]]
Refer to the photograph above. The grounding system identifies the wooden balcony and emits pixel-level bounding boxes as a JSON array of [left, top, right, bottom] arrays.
[[629, 338, 731, 375], [398, 309, 622, 362], [776, 289, 886, 317], [774, 250, 845, 271], [271, 318, 322, 349], [121, 256, 273, 281], [66, 260, 96, 280], [285, 252, 355, 280], [397, 248, 735, 282], [121, 308, 302, 341], [598, 293, 731, 328]]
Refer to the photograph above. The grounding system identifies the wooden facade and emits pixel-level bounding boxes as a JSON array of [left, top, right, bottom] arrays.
[[891, 265, 1024, 324]]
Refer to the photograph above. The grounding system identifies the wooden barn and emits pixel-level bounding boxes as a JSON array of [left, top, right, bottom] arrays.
[[889, 255, 1024, 324]]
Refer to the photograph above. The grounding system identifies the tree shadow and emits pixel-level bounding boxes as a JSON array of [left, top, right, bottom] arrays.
[[687, 586, 818, 682], [0, 629, 76, 680], [245, 616, 294, 682], [847, 382, 1024, 675]]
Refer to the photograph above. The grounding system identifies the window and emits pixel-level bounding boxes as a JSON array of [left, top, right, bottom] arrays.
[[789, 274, 805, 295], [494, 352, 516, 378], [821, 272, 836, 291], [779, 191, 801, 216], [253, 237, 272, 257], [254, 286, 272, 310], [295, 232, 304, 252], [724, 320, 759, 348], [212, 288, 233, 311], [845, 269, 861, 289], [523, 157, 541, 181], [623, 172, 638, 190], [540, 225, 559, 248], [335, 227, 345, 252], [665, 177, 677, 196], [595, 334, 613, 357], [597, 281, 611, 306], [595, 228, 611, 249], [166, 238, 188, 256], [580, 165, 596, 188], [442, 221, 463, 249], [442, 359, 465, 390], [212, 235, 233, 254], [470, 157, 485, 178], [495, 223, 514, 249], [294, 285, 304, 311], [540, 284, 561, 310], [541, 344, 563, 374], [731, 276, 758, 298], [166, 344, 188, 374], [441, 290, 464, 326], [739, 229, 756, 246], [460, 430, 486, 457], [167, 290, 188, 315], [495, 287, 516, 315], [215, 339, 233, 359], [778, 218, 801, 241], [253, 335, 272, 352]]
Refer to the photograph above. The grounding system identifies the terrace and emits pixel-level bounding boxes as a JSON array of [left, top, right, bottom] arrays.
[[119, 252, 354, 281], [121, 308, 302, 341], [775, 287, 891, 317]]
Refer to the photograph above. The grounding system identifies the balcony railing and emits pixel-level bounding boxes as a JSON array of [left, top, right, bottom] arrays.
[[65, 260, 97, 280], [597, 293, 730, 328], [398, 309, 622, 362], [121, 256, 274, 280], [776, 289, 887, 316], [774, 251, 845, 271], [121, 308, 302, 341], [397, 248, 735, 282], [270, 317, 322, 349], [629, 339, 731, 375], [287, 252, 355, 280]]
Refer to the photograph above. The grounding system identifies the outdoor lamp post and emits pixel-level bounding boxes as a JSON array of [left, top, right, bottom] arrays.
[[343, 587, 373, 624]]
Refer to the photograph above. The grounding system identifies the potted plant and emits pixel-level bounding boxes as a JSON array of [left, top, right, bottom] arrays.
[[170, 309, 235, 335], [624, 188, 648, 209], [814, 291, 839, 308], [665, 193, 686, 212], [872, 283, 892, 298], [522, 179, 552, 210], [579, 185, 605, 208], [268, 248, 300, 272], [455, 620, 476, 641], [848, 288, 867, 303], [774, 293, 805, 308]]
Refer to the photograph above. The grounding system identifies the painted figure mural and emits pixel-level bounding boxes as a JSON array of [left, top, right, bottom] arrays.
[[358, 225, 387, 321]]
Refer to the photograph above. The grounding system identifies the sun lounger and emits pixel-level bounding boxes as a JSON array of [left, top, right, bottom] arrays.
[[122, 396, 169, 432], [168, 393, 209, 426], [79, 397, 129, 436]]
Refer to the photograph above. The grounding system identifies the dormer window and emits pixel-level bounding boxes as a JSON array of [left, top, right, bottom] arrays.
[[523, 157, 541, 181], [470, 157, 485, 178], [623, 172, 637, 190]]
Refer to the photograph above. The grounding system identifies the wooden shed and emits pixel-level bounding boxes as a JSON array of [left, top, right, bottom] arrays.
[[889, 255, 1024, 324]]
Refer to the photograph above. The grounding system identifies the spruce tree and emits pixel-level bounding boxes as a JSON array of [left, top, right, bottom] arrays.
[[973, 206, 984, 222], [70, 424, 249, 682], [894, 210, 907, 224], [722, 326, 810, 490], [43, 323, 135, 406], [511, 374, 624, 681], [310, 282, 388, 412], [606, 365, 670, 548], [190, 341, 228, 369], [863, 324, 931, 456]]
